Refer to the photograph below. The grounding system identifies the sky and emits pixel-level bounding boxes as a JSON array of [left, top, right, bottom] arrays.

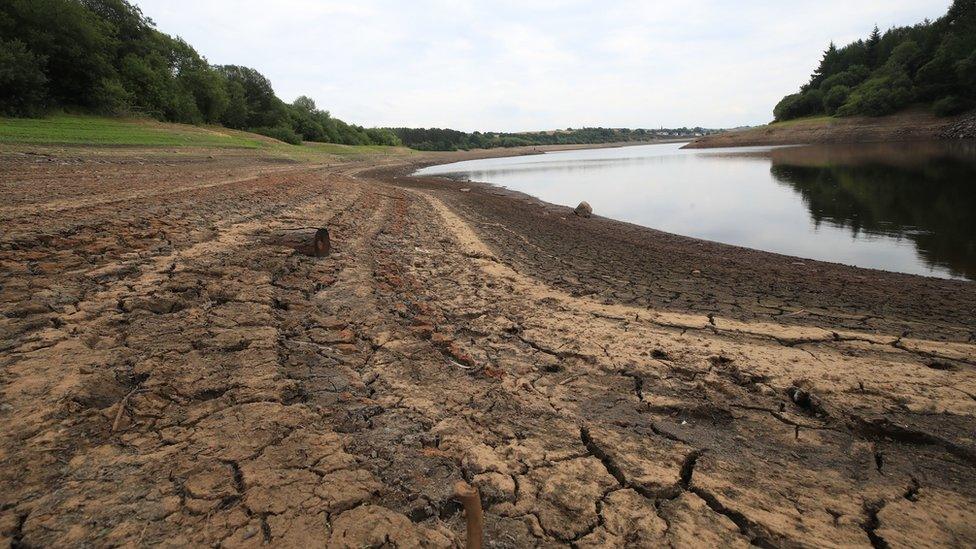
[[133, 0, 951, 132]]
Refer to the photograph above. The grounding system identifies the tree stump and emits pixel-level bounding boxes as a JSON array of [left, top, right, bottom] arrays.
[[314, 228, 331, 257]]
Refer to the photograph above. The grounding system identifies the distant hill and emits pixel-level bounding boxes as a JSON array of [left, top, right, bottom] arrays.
[[774, 0, 976, 121]]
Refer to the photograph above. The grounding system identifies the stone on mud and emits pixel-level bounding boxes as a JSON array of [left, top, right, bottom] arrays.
[[574, 201, 593, 218]]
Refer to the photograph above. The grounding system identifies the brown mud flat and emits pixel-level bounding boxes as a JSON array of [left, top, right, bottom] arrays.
[[684, 109, 974, 149], [1, 145, 975, 548]]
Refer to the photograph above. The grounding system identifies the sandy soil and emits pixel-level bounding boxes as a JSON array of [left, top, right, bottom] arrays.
[[1, 145, 974, 548], [684, 109, 969, 149]]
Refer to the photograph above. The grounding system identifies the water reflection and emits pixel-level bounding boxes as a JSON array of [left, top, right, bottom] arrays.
[[767, 143, 976, 280], [415, 141, 976, 281]]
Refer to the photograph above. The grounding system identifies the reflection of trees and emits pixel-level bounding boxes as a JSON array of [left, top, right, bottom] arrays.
[[770, 160, 976, 280]]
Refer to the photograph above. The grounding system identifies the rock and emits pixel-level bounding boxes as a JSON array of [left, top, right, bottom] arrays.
[[574, 201, 593, 218], [940, 114, 976, 139]]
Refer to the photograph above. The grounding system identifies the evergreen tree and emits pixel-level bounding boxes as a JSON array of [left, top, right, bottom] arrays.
[[810, 42, 840, 88], [866, 25, 882, 68]]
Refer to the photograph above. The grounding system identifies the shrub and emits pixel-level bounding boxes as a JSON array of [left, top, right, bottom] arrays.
[[823, 85, 851, 115], [774, 90, 824, 121], [251, 125, 302, 145], [933, 96, 968, 116], [837, 73, 914, 117]]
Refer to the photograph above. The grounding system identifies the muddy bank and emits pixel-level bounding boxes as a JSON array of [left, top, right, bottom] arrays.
[[383, 162, 976, 341], [1, 146, 974, 548], [685, 109, 975, 149]]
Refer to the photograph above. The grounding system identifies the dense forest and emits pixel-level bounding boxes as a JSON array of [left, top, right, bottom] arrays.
[[390, 126, 718, 151], [0, 0, 399, 146], [774, 0, 976, 121]]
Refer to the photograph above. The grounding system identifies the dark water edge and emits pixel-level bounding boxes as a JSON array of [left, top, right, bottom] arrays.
[[766, 141, 976, 281]]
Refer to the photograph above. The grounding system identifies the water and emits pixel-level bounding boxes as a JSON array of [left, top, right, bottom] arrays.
[[415, 141, 976, 281]]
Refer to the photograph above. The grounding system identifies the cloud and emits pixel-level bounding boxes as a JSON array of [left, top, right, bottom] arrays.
[[134, 0, 951, 131]]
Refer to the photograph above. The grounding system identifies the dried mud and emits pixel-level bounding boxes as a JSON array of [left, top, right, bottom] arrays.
[[1, 147, 974, 548]]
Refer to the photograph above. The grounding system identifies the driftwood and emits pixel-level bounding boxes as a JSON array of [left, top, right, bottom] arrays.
[[454, 481, 483, 549]]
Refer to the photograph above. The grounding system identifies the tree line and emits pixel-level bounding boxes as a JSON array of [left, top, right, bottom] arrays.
[[390, 127, 718, 151], [774, 0, 976, 121], [0, 0, 400, 146]]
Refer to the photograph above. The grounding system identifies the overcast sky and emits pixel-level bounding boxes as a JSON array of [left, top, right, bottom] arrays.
[[134, 0, 950, 132]]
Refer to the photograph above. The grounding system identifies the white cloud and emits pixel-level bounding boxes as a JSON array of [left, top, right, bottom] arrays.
[[134, 0, 952, 131]]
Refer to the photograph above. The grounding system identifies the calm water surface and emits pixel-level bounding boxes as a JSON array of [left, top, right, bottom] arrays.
[[415, 141, 976, 281]]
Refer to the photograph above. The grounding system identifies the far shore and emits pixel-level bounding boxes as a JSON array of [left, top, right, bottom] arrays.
[[684, 108, 975, 149]]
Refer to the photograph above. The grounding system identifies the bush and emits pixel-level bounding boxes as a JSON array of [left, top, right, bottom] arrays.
[[774, 90, 824, 121], [819, 65, 869, 92], [955, 51, 976, 93], [837, 73, 914, 117], [823, 85, 851, 115], [0, 38, 48, 116], [251, 125, 302, 145], [933, 95, 968, 116]]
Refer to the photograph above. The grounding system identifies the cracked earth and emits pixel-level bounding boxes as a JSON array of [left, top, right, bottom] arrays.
[[1, 146, 974, 548]]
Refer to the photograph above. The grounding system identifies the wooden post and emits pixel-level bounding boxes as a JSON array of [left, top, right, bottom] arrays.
[[454, 481, 483, 549]]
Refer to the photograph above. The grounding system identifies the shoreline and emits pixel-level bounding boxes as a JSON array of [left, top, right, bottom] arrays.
[[1, 144, 974, 546], [684, 109, 976, 149]]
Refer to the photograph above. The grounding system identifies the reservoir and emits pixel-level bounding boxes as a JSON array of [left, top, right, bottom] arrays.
[[415, 141, 976, 281]]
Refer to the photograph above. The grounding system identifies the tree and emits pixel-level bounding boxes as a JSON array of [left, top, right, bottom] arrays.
[[0, 0, 120, 109], [215, 65, 285, 128], [866, 25, 882, 67], [0, 38, 48, 116], [810, 42, 841, 88]]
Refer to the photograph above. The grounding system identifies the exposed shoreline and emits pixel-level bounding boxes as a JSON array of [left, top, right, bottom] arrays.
[[1, 144, 974, 547], [375, 154, 974, 337], [397, 144, 971, 283], [684, 109, 976, 149]]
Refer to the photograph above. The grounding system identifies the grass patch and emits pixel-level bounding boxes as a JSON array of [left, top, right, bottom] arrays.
[[0, 114, 270, 148], [0, 114, 414, 163], [769, 115, 835, 128], [303, 142, 415, 156]]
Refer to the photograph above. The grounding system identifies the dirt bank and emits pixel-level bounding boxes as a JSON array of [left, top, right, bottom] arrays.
[[684, 109, 976, 149], [1, 145, 974, 547]]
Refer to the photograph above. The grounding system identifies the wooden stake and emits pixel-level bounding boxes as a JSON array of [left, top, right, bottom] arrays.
[[454, 481, 483, 549]]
